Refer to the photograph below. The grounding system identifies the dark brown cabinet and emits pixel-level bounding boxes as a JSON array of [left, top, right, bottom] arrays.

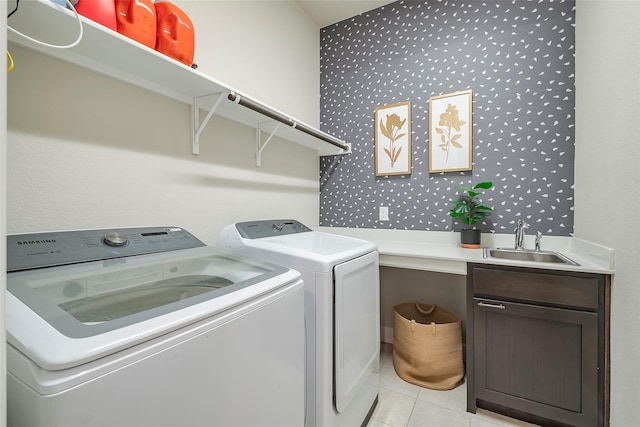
[[466, 264, 610, 427]]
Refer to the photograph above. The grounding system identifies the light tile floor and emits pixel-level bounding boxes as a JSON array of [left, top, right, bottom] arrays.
[[369, 343, 539, 427]]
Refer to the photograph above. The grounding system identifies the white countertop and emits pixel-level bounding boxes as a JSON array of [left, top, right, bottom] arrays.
[[316, 227, 615, 276]]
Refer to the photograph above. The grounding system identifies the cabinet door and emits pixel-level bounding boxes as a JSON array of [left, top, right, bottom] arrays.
[[474, 297, 599, 426]]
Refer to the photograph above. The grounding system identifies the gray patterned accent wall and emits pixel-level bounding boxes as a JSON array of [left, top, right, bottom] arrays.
[[319, 0, 575, 236]]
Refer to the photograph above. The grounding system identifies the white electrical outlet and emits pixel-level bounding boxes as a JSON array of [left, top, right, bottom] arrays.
[[379, 206, 389, 221]]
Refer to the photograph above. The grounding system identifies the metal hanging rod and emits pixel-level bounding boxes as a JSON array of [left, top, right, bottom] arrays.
[[227, 92, 349, 151]]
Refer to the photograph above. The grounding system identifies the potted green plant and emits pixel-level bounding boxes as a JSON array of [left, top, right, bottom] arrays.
[[448, 181, 493, 249]]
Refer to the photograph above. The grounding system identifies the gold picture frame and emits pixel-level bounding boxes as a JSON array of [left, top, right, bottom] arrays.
[[428, 90, 473, 173], [375, 101, 412, 176]]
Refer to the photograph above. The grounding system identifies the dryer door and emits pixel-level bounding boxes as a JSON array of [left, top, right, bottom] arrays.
[[334, 250, 380, 412]]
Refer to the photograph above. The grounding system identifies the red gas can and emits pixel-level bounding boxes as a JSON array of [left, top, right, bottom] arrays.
[[115, 0, 156, 49], [75, 0, 117, 31], [154, 2, 195, 67]]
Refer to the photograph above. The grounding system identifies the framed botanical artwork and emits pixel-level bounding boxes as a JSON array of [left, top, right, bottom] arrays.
[[428, 90, 473, 173], [375, 101, 411, 176]]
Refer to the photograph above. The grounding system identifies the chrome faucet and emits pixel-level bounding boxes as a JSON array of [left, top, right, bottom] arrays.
[[514, 219, 529, 250]]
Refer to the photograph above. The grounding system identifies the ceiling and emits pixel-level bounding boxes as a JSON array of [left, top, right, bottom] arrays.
[[296, 0, 395, 28]]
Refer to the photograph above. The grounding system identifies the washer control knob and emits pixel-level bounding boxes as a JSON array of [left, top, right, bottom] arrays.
[[103, 232, 129, 247]]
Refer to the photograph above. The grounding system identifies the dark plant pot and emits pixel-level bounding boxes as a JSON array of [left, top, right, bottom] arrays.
[[460, 229, 481, 249]]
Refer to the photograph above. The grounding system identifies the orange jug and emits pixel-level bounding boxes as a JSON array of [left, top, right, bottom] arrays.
[[75, 0, 117, 31], [154, 2, 195, 67], [115, 0, 157, 49]]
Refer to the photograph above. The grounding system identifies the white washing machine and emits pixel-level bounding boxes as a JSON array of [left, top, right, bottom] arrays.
[[218, 220, 380, 427], [6, 226, 305, 427]]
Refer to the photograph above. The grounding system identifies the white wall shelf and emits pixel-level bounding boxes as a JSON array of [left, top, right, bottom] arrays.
[[6, 0, 350, 159]]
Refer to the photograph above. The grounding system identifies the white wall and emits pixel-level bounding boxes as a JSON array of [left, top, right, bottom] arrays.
[[1, 2, 8, 426], [178, 0, 320, 127], [574, 1, 640, 425], [6, 1, 322, 242]]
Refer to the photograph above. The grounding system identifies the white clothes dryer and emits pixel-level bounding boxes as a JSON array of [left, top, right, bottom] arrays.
[[6, 226, 305, 427], [218, 220, 380, 427]]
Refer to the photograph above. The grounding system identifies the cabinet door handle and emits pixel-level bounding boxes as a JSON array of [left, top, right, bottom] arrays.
[[477, 301, 506, 310]]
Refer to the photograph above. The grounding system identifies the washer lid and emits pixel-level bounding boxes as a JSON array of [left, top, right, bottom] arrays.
[[235, 230, 377, 272], [6, 245, 298, 370], [8, 245, 288, 338]]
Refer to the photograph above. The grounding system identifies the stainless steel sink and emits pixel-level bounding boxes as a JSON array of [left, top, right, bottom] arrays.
[[484, 248, 579, 266]]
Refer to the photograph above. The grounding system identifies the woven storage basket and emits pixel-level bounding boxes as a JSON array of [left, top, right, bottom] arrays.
[[392, 302, 464, 390]]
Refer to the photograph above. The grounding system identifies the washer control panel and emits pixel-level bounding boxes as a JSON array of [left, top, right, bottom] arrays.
[[7, 226, 205, 272], [235, 220, 312, 239]]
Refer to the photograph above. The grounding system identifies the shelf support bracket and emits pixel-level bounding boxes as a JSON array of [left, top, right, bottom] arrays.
[[256, 121, 282, 167], [192, 92, 227, 155]]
